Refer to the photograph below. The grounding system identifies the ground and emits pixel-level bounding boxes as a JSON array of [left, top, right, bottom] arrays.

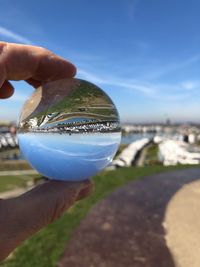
[[58, 168, 200, 267], [0, 165, 198, 267]]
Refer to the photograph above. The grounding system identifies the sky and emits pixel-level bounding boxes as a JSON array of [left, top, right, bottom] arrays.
[[0, 0, 200, 123]]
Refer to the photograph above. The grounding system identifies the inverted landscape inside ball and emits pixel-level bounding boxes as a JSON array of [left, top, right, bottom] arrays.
[[18, 78, 121, 181]]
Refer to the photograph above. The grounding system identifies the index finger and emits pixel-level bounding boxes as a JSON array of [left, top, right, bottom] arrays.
[[0, 42, 76, 97]]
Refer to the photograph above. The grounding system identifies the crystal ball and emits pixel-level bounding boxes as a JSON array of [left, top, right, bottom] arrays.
[[18, 78, 121, 181]]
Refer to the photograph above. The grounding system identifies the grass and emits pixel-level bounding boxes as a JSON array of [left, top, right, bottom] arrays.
[[0, 161, 33, 171], [144, 143, 161, 165], [0, 174, 39, 193], [1, 164, 197, 267]]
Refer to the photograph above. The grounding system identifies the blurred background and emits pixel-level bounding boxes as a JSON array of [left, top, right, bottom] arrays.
[[0, 1, 200, 267]]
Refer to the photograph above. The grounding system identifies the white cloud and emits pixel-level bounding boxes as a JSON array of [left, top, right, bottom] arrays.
[[181, 80, 200, 90], [78, 69, 155, 95], [78, 69, 105, 84], [144, 54, 200, 80], [77, 68, 197, 102], [0, 26, 32, 44]]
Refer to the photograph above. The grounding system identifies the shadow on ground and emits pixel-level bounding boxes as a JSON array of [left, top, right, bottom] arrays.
[[58, 168, 200, 267]]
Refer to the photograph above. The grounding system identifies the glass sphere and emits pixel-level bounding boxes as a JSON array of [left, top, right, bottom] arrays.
[[18, 78, 121, 181]]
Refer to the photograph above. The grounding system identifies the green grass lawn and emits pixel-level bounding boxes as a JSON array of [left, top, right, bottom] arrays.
[[0, 161, 32, 171], [0, 175, 39, 193], [1, 164, 198, 267], [144, 143, 160, 165]]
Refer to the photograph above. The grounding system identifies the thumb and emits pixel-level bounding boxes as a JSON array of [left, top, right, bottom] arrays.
[[0, 81, 14, 99], [0, 179, 93, 261]]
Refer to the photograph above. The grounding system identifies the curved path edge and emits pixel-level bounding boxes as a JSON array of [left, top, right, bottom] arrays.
[[58, 167, 200, 267]]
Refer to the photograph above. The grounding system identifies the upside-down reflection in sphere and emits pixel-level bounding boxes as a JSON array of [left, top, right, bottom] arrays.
[[18, 78, 121, 181]]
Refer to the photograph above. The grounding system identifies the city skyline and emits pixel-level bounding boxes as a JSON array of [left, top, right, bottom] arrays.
[[0, 0, 200, 123]]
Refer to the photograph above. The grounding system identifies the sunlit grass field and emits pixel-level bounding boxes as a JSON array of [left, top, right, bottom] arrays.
[[0, 174, 38, 192]]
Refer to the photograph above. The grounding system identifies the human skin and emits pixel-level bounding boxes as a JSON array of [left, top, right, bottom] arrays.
[[0, 42, 93, 261]]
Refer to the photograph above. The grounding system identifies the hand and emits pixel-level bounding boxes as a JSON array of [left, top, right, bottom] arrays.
[[0, 42, 94, 261], [0, 42, 76, 98]]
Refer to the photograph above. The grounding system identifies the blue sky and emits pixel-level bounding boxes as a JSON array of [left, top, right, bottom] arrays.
[[0, 0, 200, 123]]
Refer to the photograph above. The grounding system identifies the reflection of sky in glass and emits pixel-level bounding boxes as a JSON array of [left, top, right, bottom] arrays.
[[18, 132, 121, 181]]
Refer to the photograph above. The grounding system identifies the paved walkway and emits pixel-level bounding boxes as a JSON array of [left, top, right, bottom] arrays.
[[58, 168, 200, 267], [0, 170, 37, 176], [0, 187, 34, 199]]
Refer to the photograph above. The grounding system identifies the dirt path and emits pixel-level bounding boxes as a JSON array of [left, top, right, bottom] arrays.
[[58, 168, 200, 267]]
